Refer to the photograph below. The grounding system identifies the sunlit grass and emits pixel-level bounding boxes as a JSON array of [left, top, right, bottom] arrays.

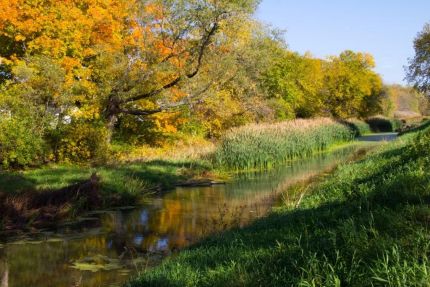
[[215, 118, 354, 170], [0, 160, 214, 205]]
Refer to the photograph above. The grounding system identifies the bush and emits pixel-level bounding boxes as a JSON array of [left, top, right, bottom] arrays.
[[343, 119, 371, 136], [366, 116, 403, 132], [49, 121, 109, 163], [0, 117, 47, 168]]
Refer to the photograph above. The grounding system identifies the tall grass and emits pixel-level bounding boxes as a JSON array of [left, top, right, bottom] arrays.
[[215, 118, 354, 170]]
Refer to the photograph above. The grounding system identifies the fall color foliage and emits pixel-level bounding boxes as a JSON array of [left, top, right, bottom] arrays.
[[0, 0, 409, 168]]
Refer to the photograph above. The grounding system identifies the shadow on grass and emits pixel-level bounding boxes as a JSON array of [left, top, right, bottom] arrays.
[[0, 173, 36, 194], [0, 166, 92, 195], [0, 159, 212, 196]]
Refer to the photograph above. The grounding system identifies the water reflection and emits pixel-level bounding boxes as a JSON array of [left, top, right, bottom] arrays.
[[0, 250, 8, 287], [0, 144, 371, 287]]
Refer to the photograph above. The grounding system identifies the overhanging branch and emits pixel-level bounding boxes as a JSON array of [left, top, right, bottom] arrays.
[[120, 20, 220, 106]]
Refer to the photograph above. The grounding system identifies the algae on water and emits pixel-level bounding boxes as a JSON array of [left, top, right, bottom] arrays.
[[71, 255, 124, 272]]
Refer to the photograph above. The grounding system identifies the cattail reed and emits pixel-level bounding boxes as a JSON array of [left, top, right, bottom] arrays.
[[215, 118, 354, 170]]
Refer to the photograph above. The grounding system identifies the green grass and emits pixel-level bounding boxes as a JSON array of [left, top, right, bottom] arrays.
[[0, 159, 213, 206], [215, 118, 354, 170], [0, 118, 355, 201], [126, 124, 430, 286]]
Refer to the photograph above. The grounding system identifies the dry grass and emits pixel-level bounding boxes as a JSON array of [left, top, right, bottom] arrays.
[[115, 137, 216, 163]]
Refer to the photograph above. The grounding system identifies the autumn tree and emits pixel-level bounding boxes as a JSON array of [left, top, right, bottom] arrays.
[[322, 50, 383, 118], [262, 51, 324, 118], [87, 0, 260, 137], [0, 0, 260, 134], [189, 25, 286, 137], [0, 0, 389, 166], [382, 84, 429, 117]]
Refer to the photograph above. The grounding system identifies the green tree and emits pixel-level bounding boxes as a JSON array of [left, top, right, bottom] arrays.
[[407, 23, 430, 93], [322, 50, 383, 118], [262, 51, 324, 118]]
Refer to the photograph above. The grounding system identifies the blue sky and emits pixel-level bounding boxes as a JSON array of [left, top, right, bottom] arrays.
[[255, 0, 430, 84]]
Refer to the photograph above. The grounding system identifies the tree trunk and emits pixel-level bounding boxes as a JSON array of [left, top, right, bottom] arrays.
[[106, 113, 118, 144], [105, 95, 121, 144]]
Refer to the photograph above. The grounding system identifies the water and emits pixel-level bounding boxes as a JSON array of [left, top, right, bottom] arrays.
[[0, 143, 380, 287]]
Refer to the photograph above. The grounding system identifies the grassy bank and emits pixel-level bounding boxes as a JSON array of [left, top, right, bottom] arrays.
[[0, 117, 373, 199], [0, 159, 216, 231], [127, 123, 430, 286], [215, 118, 354, 170]]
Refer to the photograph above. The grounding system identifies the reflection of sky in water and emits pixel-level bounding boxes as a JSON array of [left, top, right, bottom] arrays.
[[156, 238, 169, 251], [133, 235, 144, 246], [140, 210, 149, 225]]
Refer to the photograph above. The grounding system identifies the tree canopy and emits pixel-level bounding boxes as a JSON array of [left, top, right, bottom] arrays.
[[407, 23, 430, 94]]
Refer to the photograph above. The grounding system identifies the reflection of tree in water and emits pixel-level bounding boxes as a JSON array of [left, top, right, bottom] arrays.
[[131, 146, 359, 252], [0, 250, 8, 287], [1, 237, 133, 287]]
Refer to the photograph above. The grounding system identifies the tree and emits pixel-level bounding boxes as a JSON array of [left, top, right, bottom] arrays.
[[407, 23, 430, 94], [322, 50, 383, 118], [189, 24, 288, 137], [262, 51, 324, 118], [382, 84, 429, 118], [95, 0, 259, 133], [0, 0, 260, 138]]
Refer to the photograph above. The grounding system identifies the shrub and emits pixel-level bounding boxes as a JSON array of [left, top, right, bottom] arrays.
[[366, 116, 403, 132], [0, 117, 47, 169], [215, 118, 354, 170], [343, 119, 371, 136], [49, 121, 109, 163]]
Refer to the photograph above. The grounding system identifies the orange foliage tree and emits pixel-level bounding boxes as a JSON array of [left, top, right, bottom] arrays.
[[0, 0, 260, 140]]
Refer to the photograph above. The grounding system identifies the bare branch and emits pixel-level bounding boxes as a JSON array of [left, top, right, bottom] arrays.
[[120, 76, 181, 104], [187, 22, 219, 79], [120, 108, 162, 116], [119, 80, 215, 117], [120, 20, 220, 106]]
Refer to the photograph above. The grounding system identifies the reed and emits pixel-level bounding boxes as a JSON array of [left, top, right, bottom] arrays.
[[215, 118, 354, 170]]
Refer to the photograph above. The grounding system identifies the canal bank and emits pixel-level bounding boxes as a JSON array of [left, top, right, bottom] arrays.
[[126, 128, 430, 287], [0, 138, 388, 287]]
